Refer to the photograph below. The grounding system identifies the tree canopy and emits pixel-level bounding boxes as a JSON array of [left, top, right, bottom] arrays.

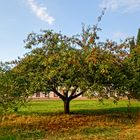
[[13, 24, 130, 113]]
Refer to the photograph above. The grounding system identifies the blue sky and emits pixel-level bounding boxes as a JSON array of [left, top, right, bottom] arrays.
[[0, 0, 140, 61]]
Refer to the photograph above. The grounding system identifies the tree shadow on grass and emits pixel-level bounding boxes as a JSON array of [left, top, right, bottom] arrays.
[[18, 106, 140, 117], [71, 106, 140, 115], [70, 107, 140, 125]]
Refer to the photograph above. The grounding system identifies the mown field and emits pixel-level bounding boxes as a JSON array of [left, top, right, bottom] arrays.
[[0, 99, 140, 140]]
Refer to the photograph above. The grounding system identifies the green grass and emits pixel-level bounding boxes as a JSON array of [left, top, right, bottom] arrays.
[[20, 99, 140, 115], [0, 99, 140, 140]]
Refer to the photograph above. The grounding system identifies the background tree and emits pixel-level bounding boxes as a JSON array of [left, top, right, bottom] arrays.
[[0, 62, 30, 114], [119, 29, 140, 101], [124, 41, 140, 100], [136, 28, 140, 46], [129, 37, 136, 54]]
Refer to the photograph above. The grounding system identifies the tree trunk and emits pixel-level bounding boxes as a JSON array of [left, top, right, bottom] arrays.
[[64, 100, 70, 114]]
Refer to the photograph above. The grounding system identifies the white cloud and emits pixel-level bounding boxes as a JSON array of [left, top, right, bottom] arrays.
[[100, 0, 140, 13], [26, 0, 55, 24]]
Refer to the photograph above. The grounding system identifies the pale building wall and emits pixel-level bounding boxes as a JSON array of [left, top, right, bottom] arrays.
[[30, 89, 83, 99], [30, 91, 59, 99]]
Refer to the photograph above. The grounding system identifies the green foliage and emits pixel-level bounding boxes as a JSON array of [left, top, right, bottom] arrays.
[[124, 46, 140, 100], [129, 37, 136, 53], [136, 28, 140, 46], [0, 63, 30, 114], [23, 29, 127, 94]]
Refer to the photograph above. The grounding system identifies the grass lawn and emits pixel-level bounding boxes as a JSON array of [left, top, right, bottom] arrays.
[[0, 99, 140, 140]]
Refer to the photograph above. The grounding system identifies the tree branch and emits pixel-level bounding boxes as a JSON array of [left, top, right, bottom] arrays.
[[69, 86, 78, 98], [52, 88, 65, 101], [69, 90, 86, 100]]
